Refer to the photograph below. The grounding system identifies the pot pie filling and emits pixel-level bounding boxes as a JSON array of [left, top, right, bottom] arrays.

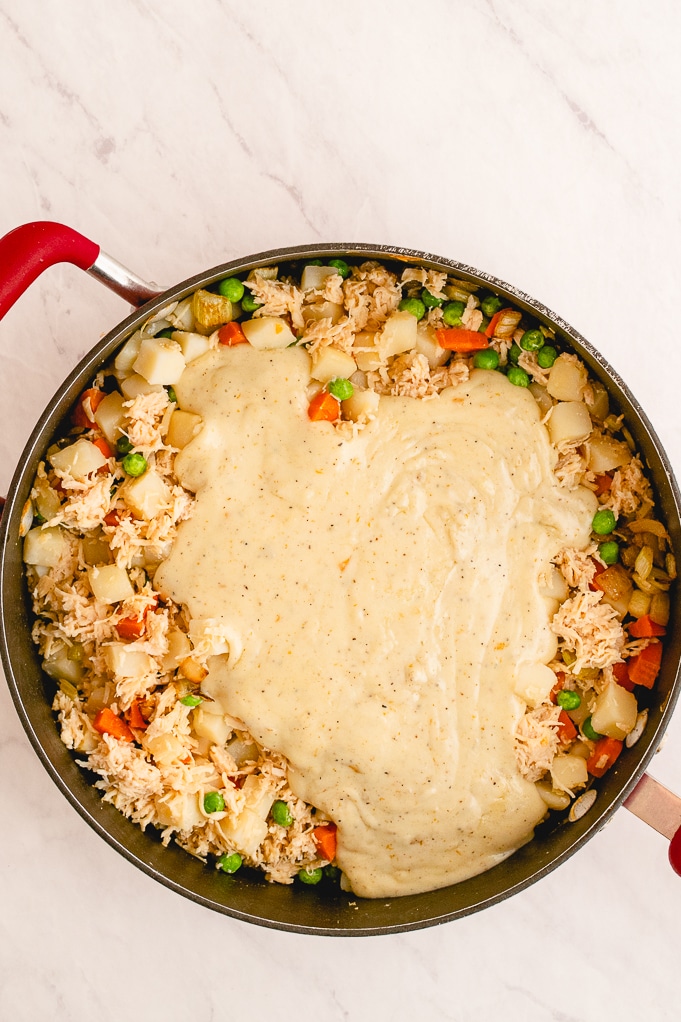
[[21, 258, 673, 897]]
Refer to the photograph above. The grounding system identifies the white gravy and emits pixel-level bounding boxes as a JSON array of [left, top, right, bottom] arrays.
[[155, 346, 595, 898]]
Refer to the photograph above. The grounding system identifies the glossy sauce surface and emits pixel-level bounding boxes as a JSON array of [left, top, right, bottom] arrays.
[[155, 346, 595, 897]]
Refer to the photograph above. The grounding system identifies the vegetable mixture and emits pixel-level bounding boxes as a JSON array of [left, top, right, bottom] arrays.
[[21, 255, 674, 890]]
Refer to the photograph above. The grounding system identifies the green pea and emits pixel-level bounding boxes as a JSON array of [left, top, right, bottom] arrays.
[[481, 295, 502, 318], [398, 297, 426, 321], [592, 509, 617, 535], [241, 292, 263, 313], [122, 452, 147, 477], [598, 540, 619, 565], [421, 288, 443, 309], [298, 867, 323, 885], [218, 852, 243, 874], [155, 328, 174, 339], [327, 378, 354, 401], [556, 690, 581, 711], [167, 386, 177, 403], [442, 301, 466, 327], [323, 864, 341, 881], [116, 436, 134, 457], [217, 277, 245, 302], [180, 694, 203, 707], [582, 716, 604, 742], [271, 800, 293, 827], [203, 791, 226, 814], [520, 329, 545, 352], [537, 345, 558, 369], [473, 348, 500, 370], [507, 366, 530, 387], [508, 342, 522, 365], [328, 258, 350, 279]]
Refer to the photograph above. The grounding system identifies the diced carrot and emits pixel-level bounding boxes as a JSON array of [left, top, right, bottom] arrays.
[[228, 775, 246, 790], [92, 436, 114, 459], [628, 615, 666, 638], [435, 328, 489, 352], [116, 616, 145, 640], [550, 672, 566, 704], [93, 707, 135, 744], [588, 557, 606, 592], [612, 660, 635, 692], [218, 322, 248, 346], [72, 388, 105, 428], [557, 710, 577, 744], [485, 308, 514, 339], [627, 641, 663, 689], [308, 391, 340, 422], [127, 699, 148, 730], [594, 474, 613, 496], [312, 823, 337, 861], [587, 737, 623, 778]]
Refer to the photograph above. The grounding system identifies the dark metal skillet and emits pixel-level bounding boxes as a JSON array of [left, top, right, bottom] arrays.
[[1, 221, 680, 935]]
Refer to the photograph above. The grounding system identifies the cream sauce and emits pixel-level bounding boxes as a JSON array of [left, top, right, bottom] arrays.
[[155, 346, 596, 898]]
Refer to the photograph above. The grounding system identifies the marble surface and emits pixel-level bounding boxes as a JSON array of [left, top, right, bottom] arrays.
[[2, 1, 681, 1019]]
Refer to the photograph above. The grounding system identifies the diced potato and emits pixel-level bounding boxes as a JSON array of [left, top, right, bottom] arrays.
[[538, 565, 569, 602], [241, 316, 296, 349], [591, 682, 638, 739], [114, 331, 143, 374], [354, 346, 384, 372], [191, 289, 234, 334], [122, 470, 170, 520], [415, 322, 450, 368], [247, 266, 278, 282], [192, 706, 231, 746], [310, 345, 357, 384], [133, 337, 186, 385], [31, 477, 62, 522], [300, 265, 338, 291], [514, 662, 556, 708], [535, 780, 571, 811], [376, 310, 417, 361], [155, 791, 203, 831], [218, 807, 268, 858], [550, 753, 589, 793], [226, 735, 259, 766], [105, 642, 154, 677], [528, 383, 553, 418], [172, 330, 211, 363], [167, 296, 195, 332], [242, 774, 276, 819], [145, 733, 187, 767], [88, 564, 135, 604], [50, 439, 107, 481], [82, 532, 112, 565], [93, 390, 128, 446], [161, 628, 192, 672], [585, 380, 610, 421], [23, 526, 69, 567], [43, 650, 83, 686], [342, 388, 380, 422], [547, 401, 592, 447], [143, 541, 172, 566], [587, 434, 631, 474], [120, 373, 165, 399], [547, 354, 588, 401], [166, 410, 203, 450], [302, 301, 344, 324]]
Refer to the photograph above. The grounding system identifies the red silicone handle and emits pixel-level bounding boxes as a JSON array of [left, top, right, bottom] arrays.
[[0, 221, 100, 320]]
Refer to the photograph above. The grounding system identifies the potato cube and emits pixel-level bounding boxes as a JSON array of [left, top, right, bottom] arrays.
[[354, 346, 384, 372], [94, 391, 128, 446], [547, 401, 592, 447], [191, 290, 234, 334], [342, 388, 380, 422], [302, 301, 344, 325], [241, 316, 296, 349], [133, 337, 186, 386], [547, 354, 588, 402], [105, 642, 154, 677], [585, 380, 610, 421], [242, 774, 276, 820], [587, 435, 631, 474], [300, 265, 338, 291], [23, 526, 68, 567], [88, 565, 135, 604], [376, 310, 417, 360], [167, 410, 203, 450], [50, 439, 107, 481], [415, 323, 450, 368], [172, 330, 211, 363], [514, 662, 556, 708], [120, 373, 165, 399], [161, 628, 192, 672], [192, 707, 232, 746], [122, 470, 170, 520], [155, 791, 203, 831], [145, 733, 187, 767], [591, 682, 638, 739], [550, 753, 588, 792], [114, 331, 143, 374], [310, 346, 357, 384], [218, 807, 269, 858]]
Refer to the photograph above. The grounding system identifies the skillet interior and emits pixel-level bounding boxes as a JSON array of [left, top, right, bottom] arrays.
[[1, 244, 680, 935]]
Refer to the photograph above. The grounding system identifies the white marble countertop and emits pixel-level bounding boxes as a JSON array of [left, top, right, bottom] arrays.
[[2, 2, 681, 1019]]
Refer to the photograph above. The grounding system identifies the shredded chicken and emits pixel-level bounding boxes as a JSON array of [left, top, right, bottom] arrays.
[[551, 590, 627, 671]]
